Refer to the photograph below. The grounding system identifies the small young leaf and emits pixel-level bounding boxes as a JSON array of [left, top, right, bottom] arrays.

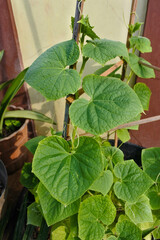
[[117, 129, 130, 143], [24, 136, 46, 154], [114, 160, 154, 203], [89, 170, 113, 195], [25, 39, 81, 101], [107, 236, 118, 240], [147, 191, 160, 210], [32, 136, 103, 205], [129, 36, 152, 53], [102, 146, 124, 166], [27, 202, 43, 227], [142, 147, 160, 183], [78, 195, 116, 240], [134, 82, 151, 111], [51, 225, 68, 240], [128, 53, 155, 79], [129, 22, 143, 34], [125, 195, 153, 224], [20, 163, 39, 189], [116, 220, 142, 240], [69, 75, 143, 135], [82, 39, 128, 65], [78, 15, 99, 40], [37, 183, 80, 226]]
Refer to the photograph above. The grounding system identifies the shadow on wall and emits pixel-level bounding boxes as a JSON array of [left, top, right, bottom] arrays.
[[23, 1, 43, 56]]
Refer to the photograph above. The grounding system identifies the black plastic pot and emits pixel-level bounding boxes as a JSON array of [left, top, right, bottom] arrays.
[[0, 159, 8, 219]]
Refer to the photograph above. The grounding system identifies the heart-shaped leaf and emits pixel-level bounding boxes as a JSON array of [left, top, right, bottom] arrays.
[[128, 53, 155, 79], [147, 190, 160, 210], [89, 170, 113, 195], [32, 136, 103, 204], [116, 220, 142, 240], [114, 160, 154, 203], [78, 195, 116, 240], [70, 75, 143, 135], [37, 183, 80, 226], [82, 39, 128, 65], [102, 146, 124, 166], [125, 195, 153, 224], [25, 39, 81, 100], [142, 147, 160, 183], [129, 36, 152, 53], [134, 82, 151, 111]]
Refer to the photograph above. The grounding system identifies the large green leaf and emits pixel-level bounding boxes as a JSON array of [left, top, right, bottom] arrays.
[[32, 136, 103, 204], [25, 40, 81, 101], [37, 183, 80, 226], [128, 53, 155, 78], [27, 202, 43, 227], [4, 110, 55, 124], [69, 75, 143, 135], [78, 195, 116, 240], [116, 220, 142, 240], [134, 83, 151, 111], [82, 39, 128, 65], [129, 36, 152, 53], [114, 160, 154, 203], [89, 170, 113, 195], [142, 148, 160, 183], [125, 195, 153, 224]]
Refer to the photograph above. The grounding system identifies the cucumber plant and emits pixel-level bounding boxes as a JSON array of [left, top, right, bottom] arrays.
[[21, 10, 160, 240]]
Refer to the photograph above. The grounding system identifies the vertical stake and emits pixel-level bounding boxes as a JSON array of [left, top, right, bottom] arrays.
[[62, 0, 85, 139]]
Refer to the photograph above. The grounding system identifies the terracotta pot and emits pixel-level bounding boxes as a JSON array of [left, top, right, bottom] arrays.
[[0, 160, 8, 219], [0, 106, 29, 174]]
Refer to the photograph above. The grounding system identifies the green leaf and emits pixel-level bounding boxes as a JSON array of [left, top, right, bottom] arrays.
[[102, 146, 124, 166], [142, 226, 156, 238], [125, 195, 153, 224], [116, 220, 142, 240], [107, 236, 118, 240], [94, 64, 121, 77], [37, 183, 80, 226], [134, 83, 151, 111], [0, 68, 28, 133], [20, 163, 39, 189], [69, 75, 143, 135], [32, 136, 103, 204], [153, 225, 160, 239], [27, 202, 43, 227], [78, 15, 99, 40], [129, 22, 143, 34], [4, 110, 55, 124], [51, 225, 68, 240], [128, 53, 155, 78], [0, 50, 4, 62], [78, 195, 116, 240], [147, 191, 160, 210], [114, 160, 154, 203], [25, 40, 81, 101], [0, 79, 13, 91], [129, 36, 152, 53], [117, 129, 130, 143], [25, 136, 46, 154], [142, 147, 160, 183], [89, 170, 113, 195], [82, 39, 128, 65]]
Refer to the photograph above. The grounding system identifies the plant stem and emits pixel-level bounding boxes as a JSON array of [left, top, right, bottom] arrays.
[[71, 126, 77, 150], [139, 60, 160, 72]]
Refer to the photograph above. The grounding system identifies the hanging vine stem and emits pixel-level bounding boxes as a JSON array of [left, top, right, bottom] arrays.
[[62, 0, 85, 140]]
